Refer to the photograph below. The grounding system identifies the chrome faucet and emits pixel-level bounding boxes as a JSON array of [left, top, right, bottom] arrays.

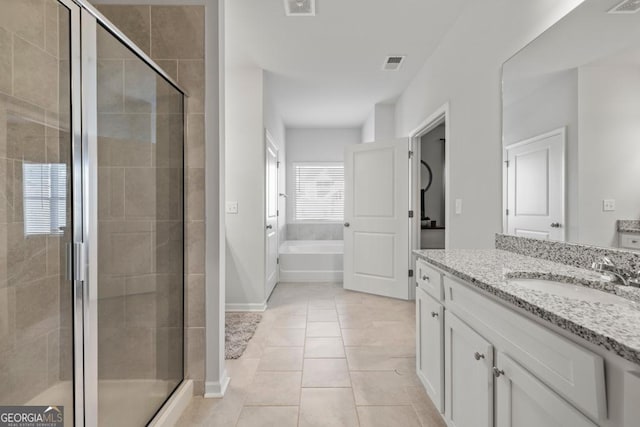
[[591, 257, 640, 288]]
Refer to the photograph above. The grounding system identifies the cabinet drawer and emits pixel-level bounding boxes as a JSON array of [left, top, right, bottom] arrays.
[[443, 276, 606, 422], [416, 259, 443, 301], [620, 232, 640, 250]]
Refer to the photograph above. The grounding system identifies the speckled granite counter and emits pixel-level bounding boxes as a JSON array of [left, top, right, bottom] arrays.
[[618, 220, 640, 234], [414, 248, 640, 365]]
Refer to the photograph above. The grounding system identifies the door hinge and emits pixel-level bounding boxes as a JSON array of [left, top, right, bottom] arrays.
[[277, 257, 280, 265], [506, 209, 509, 216], [504, 160, 510, 167], [277, 161, 280, 168], [277, 210, 279, 217], [409, 269, 414, 278], [409, 150, 414, 159], [409, 210, 414, 218]]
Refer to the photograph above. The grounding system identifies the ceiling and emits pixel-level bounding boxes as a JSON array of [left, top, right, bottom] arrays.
[[226, 0, 468, 128]]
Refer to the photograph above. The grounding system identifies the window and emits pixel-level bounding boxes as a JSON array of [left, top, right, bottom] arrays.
[[23, 163, 67, 236], [294, 163, 344, 222]]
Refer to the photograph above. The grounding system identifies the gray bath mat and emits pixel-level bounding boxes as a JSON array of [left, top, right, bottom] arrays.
[[225, 312, 263, 359]]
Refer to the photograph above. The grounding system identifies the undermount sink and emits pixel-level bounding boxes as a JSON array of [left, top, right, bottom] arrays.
[[507, 278, 634, 305]]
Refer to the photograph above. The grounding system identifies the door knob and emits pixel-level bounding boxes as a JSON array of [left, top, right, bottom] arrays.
[[550, 222, 561, 228], [492, 367, 505, 378], [431, 312, 438, 318], [474, 352, 485, 360], [422, 275, 430, 282], [344, 222, 350, 227], [266, 225, 273, 230]]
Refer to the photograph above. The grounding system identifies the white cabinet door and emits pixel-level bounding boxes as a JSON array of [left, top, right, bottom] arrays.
[[496, 352, 598, 427], [416, 287, 444, 412], [445, 311, 494, 427], [343, 139, 409, 299]]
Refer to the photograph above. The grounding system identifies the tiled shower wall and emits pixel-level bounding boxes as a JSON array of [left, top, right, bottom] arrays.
[[97, 5, 206, 394]]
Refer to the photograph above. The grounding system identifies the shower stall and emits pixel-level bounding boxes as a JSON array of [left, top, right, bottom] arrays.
[[0, 0, 186, 425]]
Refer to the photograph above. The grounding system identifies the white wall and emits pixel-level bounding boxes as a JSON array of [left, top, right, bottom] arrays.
[[225, 65, 266, 308], [503, 69, 579, 241], [286, 128, 360, 223], [395, 0, 585, 249], [578, 63, 640, 247], [361, 103, 396, 143]]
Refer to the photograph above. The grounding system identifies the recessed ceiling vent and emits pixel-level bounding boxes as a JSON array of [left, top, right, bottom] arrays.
[[383, 56, 406, 71], [608, 0, 640, 14], [285, 0, 316, 16]]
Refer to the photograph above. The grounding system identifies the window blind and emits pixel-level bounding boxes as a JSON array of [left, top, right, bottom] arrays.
[[23, 163, 67, 236], [294, 164, 344, 221]]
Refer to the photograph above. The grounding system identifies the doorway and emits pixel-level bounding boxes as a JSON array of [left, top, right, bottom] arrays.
[[419, 125, 446, 249]]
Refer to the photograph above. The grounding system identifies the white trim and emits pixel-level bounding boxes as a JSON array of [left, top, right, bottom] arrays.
[[225, 302, 268, 312], [408, 103, 450, 300], [204, 373, 230, 398], [148, 380, 193, 427], [503, 127, 567, 241], [90, 0, 206, 5]]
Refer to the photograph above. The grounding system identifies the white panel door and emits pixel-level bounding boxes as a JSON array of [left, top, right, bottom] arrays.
[[344, 139, 409, 299], [265, 132, 279, 298], [495, 353, 598, 427], [506, 128, 565, 241], [445, 311, 494, 427], [416, 287, 444, 412]]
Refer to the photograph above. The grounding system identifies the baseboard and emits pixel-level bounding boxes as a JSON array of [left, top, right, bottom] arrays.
[[148, 379, 193, 427], [225, 301, 268, 312], [204, 371, 230, 398]]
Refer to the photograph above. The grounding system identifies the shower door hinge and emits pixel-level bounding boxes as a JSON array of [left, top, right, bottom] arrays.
[[409, 150, 414, 159], [67, 242, 87, 282], [409, 269, 414, 278], [409, 210, 414, 218]]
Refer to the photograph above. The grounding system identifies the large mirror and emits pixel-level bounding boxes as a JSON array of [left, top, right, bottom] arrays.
[[502, 0, 640, 250]]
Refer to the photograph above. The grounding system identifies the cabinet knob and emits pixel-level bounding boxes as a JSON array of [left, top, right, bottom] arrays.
[[550, 222, 561, 228], [474, 352, 485, 360], [492, 367, 505, 378], [431, 312, 439, 318], [422, 275, 430, 282]]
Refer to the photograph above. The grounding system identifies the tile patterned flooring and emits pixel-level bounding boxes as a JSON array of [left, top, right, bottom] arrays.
[[177, 283, 445, 426]]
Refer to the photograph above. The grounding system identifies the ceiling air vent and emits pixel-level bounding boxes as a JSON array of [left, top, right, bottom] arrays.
[[284, 0, 316, 16], [383, 56, 406, 71], [608, 0, 640, 14]]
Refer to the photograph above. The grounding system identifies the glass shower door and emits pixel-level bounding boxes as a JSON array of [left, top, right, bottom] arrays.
[[94, 22, 185, 427], [0, 0, 78, 425]]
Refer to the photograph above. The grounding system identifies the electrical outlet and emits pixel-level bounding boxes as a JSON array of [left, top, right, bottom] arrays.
[[603, 199, 616, 212], [226, 201, 239, 214], [455, 199, 463, 215]]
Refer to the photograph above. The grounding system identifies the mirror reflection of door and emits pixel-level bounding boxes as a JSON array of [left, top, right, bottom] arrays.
[[506, 128, 566, 241]]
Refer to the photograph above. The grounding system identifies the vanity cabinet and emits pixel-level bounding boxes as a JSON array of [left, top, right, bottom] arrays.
[[415, 259, 611, 427], [444, 311, 494, 427], [416, 286, 444, 412], [495, 352, 597, 427]]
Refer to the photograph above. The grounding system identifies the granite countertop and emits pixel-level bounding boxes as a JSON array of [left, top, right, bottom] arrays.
[[618, 220, 640, 234], [414, 248, 640, 365]]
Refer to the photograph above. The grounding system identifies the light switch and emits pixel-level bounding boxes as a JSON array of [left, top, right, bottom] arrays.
[[455, 199, 463, 215], [226, 201, 238, 214], [603, 199, 616, 212]]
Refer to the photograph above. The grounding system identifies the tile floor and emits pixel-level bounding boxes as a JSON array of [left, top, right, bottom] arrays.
[[176, 283, 445, 426]]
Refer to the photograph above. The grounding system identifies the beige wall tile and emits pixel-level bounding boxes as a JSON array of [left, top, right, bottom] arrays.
[[150, 6, 204, 60], [124, 59, 155, 113], [186, 326, 205, 379], [155, 60, 178, 81], [13, 37, 57, 111], [186, 220, 205, 274], [0, 0, 45, 49], [187, 167, 204, 221], [186, 114, 204, 168], [97, 5, 151, 56], [124, 167, 156, 217], [98, 327, 156, 379], [97, 60, 124, 114], [108, 231, 152, 275], [186, 274, 204, 328], [97, 114, 151, 144], [0, 28, 11, 95], [44, 0, 58, 57], [178, 60, 204, 114]]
